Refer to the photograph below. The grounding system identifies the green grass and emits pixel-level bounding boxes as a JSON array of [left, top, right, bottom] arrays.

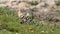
[[0, 7, 60, 34]]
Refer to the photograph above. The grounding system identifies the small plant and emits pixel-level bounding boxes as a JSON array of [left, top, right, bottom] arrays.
[[55, 0, 60, 6], [29, 1, 38, 5]]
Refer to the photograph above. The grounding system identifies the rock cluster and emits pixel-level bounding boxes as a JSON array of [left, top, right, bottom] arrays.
[[0, 0, 60, 22]]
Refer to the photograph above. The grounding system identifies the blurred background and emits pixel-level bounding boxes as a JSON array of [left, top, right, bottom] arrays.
[[0, 0, 60, 34]]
